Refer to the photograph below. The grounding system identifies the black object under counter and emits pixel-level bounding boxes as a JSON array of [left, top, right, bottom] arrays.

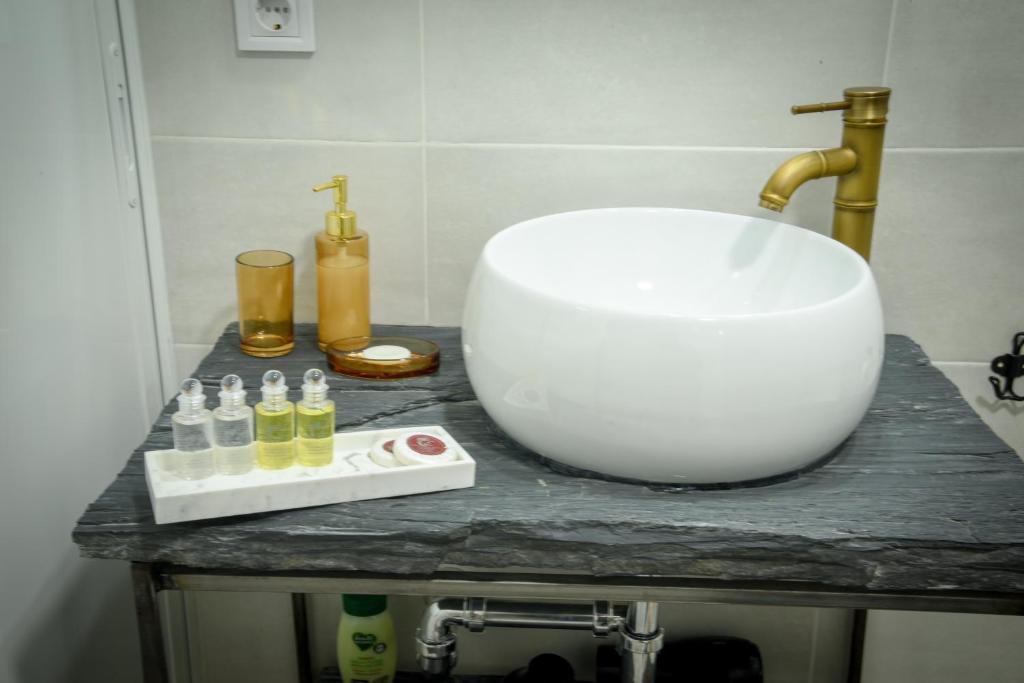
[[74, 323, 1024, 600]]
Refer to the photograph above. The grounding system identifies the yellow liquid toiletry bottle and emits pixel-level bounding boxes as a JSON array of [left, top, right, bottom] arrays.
[[313, 175, 370, 352], [296, 368, 335, 467], [337, 594, 396, 683], [255, 370, 295, 470]]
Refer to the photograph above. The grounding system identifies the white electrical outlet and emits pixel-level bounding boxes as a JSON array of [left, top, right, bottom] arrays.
[[234, 0, 315, 52]]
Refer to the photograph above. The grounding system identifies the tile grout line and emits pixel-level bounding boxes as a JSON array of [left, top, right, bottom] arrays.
[[419, 0, 430, 324], [805, 608, 820, 683], [150, 134, 420, 147], [149, 135, 1024, 154], [886, 147, 1024, 153], [933, 361, 992, 367], [881, 0, 899, 85]]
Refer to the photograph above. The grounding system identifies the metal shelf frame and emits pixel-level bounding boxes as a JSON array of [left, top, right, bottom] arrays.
[[131, 562, 1024, 683]]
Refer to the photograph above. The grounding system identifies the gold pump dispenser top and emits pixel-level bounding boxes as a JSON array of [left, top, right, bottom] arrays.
[[312, 175, 357, 238]]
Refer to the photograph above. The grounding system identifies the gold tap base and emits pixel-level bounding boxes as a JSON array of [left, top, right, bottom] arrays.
[[833, 205, 877, 263]]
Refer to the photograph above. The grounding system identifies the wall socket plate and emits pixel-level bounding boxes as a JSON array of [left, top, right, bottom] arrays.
[[233, 0, 315, 53]]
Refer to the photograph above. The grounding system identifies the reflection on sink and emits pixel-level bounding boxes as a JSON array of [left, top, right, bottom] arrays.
[[462, 208, 884, 484]]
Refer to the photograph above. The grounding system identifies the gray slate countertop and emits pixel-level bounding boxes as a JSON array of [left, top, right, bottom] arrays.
[[74, 324, 1024, 595]]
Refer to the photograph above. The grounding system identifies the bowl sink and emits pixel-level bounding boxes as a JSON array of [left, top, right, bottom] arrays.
[[462, 208, 884, 484]]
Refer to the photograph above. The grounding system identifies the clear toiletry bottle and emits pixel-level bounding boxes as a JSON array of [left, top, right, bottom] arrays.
[[312, 175, 370, 351], [212, 374, 254, 475], [255, 370, 295, 470], [296, 368, 335, 467], [171, 378, 215, 480]]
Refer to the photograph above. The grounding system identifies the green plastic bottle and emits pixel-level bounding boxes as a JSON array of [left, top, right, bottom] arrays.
[[337, 594, 396, 683]]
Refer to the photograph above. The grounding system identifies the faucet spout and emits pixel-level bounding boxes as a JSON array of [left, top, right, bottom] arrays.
[[756, 86, 891, 261], [759, 147, 857, 212]]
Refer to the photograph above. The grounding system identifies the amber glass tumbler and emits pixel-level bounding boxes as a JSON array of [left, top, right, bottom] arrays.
[[236, 250, 294, 357]]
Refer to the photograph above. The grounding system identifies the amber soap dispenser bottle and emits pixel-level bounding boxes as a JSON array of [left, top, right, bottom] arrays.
[[312, 175, 370, 351]]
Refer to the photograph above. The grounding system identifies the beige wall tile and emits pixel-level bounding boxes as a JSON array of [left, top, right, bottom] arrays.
[[809, 609, 853, 682], [873, 150, 1024, 362], [936, 362, 1024, 457], [137, 0, 421, 141], [885, 0, 1024, 148], [424, 0, 891, 146], [186, 592, 297, 683], [862, 611, 1024, 683], [153, 137, 425, 345], [174, 343, 214, 381]]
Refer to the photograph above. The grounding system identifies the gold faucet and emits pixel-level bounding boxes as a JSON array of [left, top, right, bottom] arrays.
[[759, 86, 891, 261]]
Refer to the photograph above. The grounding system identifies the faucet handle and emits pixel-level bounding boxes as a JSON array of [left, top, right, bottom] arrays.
[[790, 100, 851, 115]]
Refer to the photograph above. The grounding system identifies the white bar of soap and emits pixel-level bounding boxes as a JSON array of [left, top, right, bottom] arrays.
[[370, 436, 401, 468], [362, 344, 412, 361]]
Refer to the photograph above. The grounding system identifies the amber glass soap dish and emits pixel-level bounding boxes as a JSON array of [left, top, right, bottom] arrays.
[[326, 336, 440, 379]]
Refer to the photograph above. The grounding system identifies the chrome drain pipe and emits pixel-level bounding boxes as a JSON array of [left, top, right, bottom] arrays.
[[620, 601, 664, 683], [415, 598, 662, 683]]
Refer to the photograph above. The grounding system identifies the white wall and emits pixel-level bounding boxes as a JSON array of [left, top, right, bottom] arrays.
[[0, 0, 166, 681], [133, 1, 1024, 681]]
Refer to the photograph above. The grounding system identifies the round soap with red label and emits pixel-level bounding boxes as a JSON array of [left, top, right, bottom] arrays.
[[393, 432, 457, 466], [369, 436, 400, 468]]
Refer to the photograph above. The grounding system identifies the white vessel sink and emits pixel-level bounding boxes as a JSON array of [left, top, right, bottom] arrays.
[[462, 208, 884, 484]]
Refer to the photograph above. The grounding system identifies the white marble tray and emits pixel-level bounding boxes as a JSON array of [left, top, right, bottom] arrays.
[[143, 426, 476, 524]]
